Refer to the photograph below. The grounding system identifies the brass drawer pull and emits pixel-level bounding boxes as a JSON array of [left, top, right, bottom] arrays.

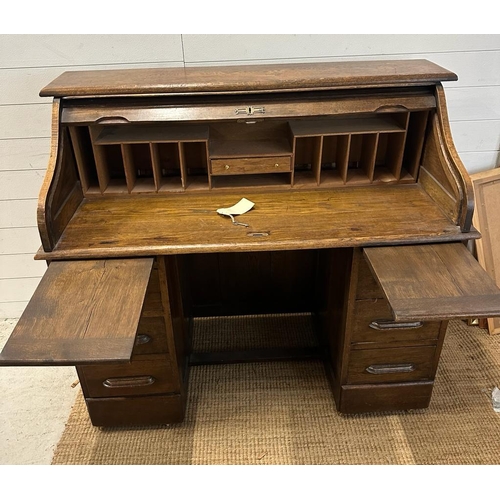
[[225, 164, 230, 170], [103, 376, 156, 388], [369, 320, 424, 331], [366, 363, 415, 375], [135, 334, 152, 345]]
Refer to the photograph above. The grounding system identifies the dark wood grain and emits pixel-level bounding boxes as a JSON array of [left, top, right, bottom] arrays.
[[0, 259, 153, 365], [77, 353, 178, 398], [84, 394, 185, 426], [210, 157, 291, 175], [40, 60, 457, 97], [364, 243, 500, 321], [289, 115, 405, 137], [351, 299, 441, 345], [61, 93, 437, 125], [95, 124, 209, 145], [190, 347, 323, 365], [338, 381, 434, 413], [347, 345, 436, 384]]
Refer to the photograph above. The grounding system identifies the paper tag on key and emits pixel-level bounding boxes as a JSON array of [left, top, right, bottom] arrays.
[[217, 198, 255, 226]]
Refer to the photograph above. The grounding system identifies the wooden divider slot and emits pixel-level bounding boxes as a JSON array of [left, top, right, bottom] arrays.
[[312, 136, 323, 185], [337, 135, 351, 184], [68, 113, 425, 195], [121, 144, 136, 193], [68, 126, 99, 194], [178, 143, 187, 189], [89, 127, 111, 193], [403, 111, 430, 179], [157, 143, 183, 193], [149, 143, 162, 191], [360, 134, 379, 182]]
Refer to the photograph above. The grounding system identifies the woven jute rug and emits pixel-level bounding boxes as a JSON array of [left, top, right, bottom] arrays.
[[52, 315, 500, 465]]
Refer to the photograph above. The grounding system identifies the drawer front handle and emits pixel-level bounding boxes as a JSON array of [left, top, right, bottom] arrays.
[[369, 319, 424, 331], [225, 164, 230, 170], [366, 363, 415, 375], [103, 376, 156, 388], [94, 116, 130, 124], [135, 334, 152, 345]]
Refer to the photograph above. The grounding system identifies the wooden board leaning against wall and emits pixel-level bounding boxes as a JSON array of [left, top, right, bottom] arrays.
[[471, 166, 500, 334]]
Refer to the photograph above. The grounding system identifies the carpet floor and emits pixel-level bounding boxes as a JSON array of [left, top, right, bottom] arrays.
[[52, 316, 500, 465]]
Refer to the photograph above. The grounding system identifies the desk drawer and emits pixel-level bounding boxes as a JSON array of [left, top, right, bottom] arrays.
[[85, 394, 185, 426], [352, 299, 441, 345], [210, 156, 291, 175], [134, 316, 169, 355], [78, 354, 179, 398], [347, 345, 436, 385]]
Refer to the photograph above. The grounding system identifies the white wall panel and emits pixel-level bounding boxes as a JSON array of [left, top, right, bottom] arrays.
[[0, 61, 184, 106], [0, 277, 41, 302], [0, 138, 50, 171], [0, 104, 51, 139], [0, 302, 28, 318], [0, 35, 183, 69], [450, 120, 500, 153], [0, 170, 46, 200], [0, 200, 38, 228], [183, 34, 500, 63], [0, 227, 41, 255], [0, 255, 46, 279], [459, 152, 500, 173], [446, 87, 500, 121]]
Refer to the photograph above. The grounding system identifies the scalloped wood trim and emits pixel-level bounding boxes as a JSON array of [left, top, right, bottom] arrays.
[[37, 99, 61, 251], [434, 84, 474, 231]]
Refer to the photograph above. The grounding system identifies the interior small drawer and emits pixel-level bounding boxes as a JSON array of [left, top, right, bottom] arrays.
[[78, 354, 179, 398], [347, 345, 436, 385], [210, 156, 291, 175], [352, 299, 441, 345], [134, 316, 169, 355]]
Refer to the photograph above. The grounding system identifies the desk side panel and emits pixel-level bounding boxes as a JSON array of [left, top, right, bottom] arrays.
[[37, 99, 83, 251], [418, 85, 474, 232]]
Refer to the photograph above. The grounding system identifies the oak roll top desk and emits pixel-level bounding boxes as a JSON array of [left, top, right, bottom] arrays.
[[2, 60, 500, 426]]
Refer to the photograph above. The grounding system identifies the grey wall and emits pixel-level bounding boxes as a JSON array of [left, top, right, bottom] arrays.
[[1, 34, 499, 317]]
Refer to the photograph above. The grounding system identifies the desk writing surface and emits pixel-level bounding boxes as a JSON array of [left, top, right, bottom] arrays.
[[37, 184, 475, 260]]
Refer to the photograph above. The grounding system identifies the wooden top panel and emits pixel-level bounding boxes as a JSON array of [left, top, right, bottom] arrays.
[[40, 60, 457, 98], [35, 185, 477, 261], [0, 259, 153, 366], [364, 243, 500, 321]]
